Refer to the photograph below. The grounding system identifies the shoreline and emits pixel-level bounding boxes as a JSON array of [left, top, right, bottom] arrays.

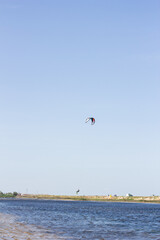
[[10, 194, 160, 204], [0, 212, 64, 240]]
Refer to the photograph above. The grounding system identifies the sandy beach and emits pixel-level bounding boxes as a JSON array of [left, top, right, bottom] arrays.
[[0, 213, 65, 240], [17, 194, 160, 204]]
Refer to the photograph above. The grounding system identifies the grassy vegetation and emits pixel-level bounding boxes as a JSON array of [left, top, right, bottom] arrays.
[[1, 191, 160, 203], [0, 191, 18, 198], [17, 194, 160, 203]]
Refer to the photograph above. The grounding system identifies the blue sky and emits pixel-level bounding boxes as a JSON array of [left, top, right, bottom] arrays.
[[0, 0, 160, 196]]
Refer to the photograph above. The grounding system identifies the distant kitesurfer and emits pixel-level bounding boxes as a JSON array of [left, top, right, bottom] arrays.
[[76, 189, 80, 195]]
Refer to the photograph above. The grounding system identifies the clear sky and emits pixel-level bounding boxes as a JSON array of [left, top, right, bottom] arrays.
[[0, 0, 160, 196]]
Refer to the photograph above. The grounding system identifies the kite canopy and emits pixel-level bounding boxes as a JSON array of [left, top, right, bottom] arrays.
[[85, 117, 95, 125]]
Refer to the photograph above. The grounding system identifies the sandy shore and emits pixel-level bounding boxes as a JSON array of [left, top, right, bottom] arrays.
[[17, 194, 160, 204], [0, 213, 65, 240]]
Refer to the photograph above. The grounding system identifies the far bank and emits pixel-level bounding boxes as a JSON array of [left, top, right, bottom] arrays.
[[15, 194, 160, 204]]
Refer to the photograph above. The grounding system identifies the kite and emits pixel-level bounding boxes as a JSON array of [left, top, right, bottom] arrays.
[[85, 117, 95, 125]]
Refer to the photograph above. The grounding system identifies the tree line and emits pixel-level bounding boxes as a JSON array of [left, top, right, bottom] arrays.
[[0, 191, 18, 198]]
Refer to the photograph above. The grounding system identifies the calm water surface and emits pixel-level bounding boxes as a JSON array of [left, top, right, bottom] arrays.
[[0, 199, 160, 239]]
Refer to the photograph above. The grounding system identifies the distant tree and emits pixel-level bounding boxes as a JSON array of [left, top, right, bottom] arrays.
[[13, 192, 18, 197], [0, 191, 19, 198], [5, 192, 13, 198], [0, 191, 3, 196]]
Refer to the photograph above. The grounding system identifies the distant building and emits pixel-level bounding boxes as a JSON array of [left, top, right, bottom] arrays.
[[126, 193, 133, 197]]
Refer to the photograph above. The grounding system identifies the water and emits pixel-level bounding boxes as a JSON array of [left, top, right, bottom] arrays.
[[0, 199, 160, 239]]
